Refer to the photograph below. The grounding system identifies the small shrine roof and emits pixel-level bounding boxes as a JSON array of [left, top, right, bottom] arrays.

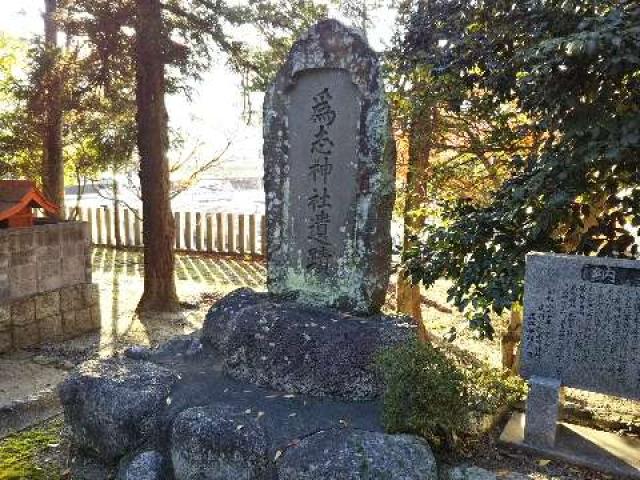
[[0, 180, 59, 221]]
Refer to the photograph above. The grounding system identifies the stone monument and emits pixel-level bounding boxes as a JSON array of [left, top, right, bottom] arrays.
[[501, 252, 640, 478], [58, 21, 440, 480], [263, 19, 395, 314]]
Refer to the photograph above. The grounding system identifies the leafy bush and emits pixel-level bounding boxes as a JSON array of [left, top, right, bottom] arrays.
[[376, 340, 525, 449]]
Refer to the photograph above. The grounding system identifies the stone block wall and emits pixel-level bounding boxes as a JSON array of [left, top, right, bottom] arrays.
[[0, 222, 92, 301], [0, 283, 100, 353], [0, 222, 100, 353]]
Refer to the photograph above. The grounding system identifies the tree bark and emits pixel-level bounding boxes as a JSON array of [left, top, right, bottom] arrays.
[[501, 303, 523, 373], [135, 0, 179, 313], [42, 0, 64, 214], [396, 103, 437, 341]]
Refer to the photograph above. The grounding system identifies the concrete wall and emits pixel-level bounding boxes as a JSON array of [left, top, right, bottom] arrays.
[[0, 222, 99, 352], [0, 283, 100, 353], [0, 222, 91, 301]]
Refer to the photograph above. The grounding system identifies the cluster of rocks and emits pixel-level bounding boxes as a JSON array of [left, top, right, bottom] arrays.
[[59, 288, 440, 479]]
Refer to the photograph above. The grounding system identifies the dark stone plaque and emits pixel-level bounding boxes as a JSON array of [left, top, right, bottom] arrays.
[[288, 69, 360, 276]]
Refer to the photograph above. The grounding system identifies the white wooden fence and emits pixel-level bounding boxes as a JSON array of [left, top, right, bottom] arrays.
[[62, 206, 266, 256]]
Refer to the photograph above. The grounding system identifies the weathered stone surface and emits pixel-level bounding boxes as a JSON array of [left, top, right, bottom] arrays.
[[75, 307, 94, 333], [524, 376, 563, 448], [0, 305, 10, 331], [40, 314, 64, 342], [117, 450, 166, 480], [171, 403, 273, 480], [263, 19, 395, 314], [69, 450, 114, 480], [62, 311, 76, 336], [12, 321, 39, 349], [84, 283, 100, 306], [0, 329, 11, 353], [521, 253, 640, 400], [202, 289, 413, 400], [278, 429, 437, 480], [11, 297, 35, 326], [37, 258, 63, 292], [445, 466, 498, 480], [59, 358, 178, 461], [200, 288, 271, 350], [1, 223, 91, 301], [60, 284, 84, 311], [35, 290, 60, 319]]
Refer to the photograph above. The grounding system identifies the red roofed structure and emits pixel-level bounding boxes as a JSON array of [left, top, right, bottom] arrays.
[[0, 180, 60, 228]]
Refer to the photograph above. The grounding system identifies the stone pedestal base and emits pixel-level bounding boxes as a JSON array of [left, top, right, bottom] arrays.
[[524, 376, 563, 448], [500, 412, 640, 479]]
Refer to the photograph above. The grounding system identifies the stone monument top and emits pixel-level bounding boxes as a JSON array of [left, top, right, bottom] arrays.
[[263, 19, 395, 314]]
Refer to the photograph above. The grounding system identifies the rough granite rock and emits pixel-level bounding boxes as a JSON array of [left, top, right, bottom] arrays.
[[59, 358, 178, 461], [278, 429, 437, 480], [263, 19, 396, 315], [171, 403, 274, 480], [445, 466, 498, 480], [200, 288, 271, 350], [444, 466, 529, 480], [202, 289, 413, 400], [69, 450, 114, 480], [117, 450, 167, 480]]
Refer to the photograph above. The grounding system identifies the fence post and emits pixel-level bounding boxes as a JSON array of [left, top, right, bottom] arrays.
[[104, 207, 113, 246], [216, 213, 224, 252], [174, 212, 182, 250], [238, 214, 246, 255], [134, 210, 142, 247], [195, 212, 203, 251], [124, 209, 132, 246], [184, 212, 192, 250], [249, 214, 257, 255], [206, 214, 213, 251], [227, 213, 235, 254], [96, 208, 104, 245], [114, 205, 122, 247], [87, 208, 94, 244]]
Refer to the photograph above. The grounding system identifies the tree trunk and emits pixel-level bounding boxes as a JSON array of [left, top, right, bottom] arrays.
[[501, 303, 523, 373], [42, 0, 64, 214], [135, 0, 179, 313], [396, 103, 437, 341]]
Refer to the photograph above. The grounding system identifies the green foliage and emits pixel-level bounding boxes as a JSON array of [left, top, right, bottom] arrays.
[[0, 0, 328, 184], [0, 418, 63, 480], [376, 340, 524, 449], [397, 0, 640, 337], [377, 340, 468, 448]]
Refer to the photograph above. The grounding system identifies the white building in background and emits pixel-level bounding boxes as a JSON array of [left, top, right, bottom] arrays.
[[64, 175, 265, 215]]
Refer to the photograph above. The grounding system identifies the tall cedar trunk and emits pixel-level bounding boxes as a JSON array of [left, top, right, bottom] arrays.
[[42, 0, 64, 214], [396, 104, 437, 342], [135, 0, 179, 312]]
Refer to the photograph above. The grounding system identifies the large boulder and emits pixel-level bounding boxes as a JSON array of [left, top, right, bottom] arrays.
[[117, 450, 167, 480], [171, 403, 274, 480], [201, 288, 271, 351], [202, 289, 413, 400], [59, 358, 178, 462], [278, 429, 437, 480]]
